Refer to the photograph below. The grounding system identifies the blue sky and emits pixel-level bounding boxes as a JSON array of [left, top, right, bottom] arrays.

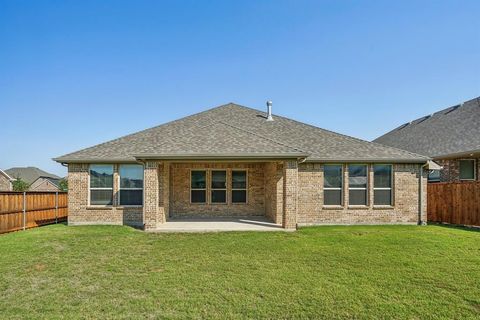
[[1, 0, 479, 176]]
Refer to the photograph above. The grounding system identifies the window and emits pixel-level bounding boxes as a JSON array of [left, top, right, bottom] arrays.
[[119, 164, 143, 206], [373, 164, 392, 206], [191, 170, 206, 203], [324, 165, 343, 205], [459, 160, 476, 180], [89, 164, 113, 205], [232, 170, 247, 203], [211, 170, 227, 203], [428, 170, 440, 182], [349, 165, 367, 205]]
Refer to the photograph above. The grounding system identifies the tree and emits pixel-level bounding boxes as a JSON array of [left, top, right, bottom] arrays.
[[12, 179, 30, 192], [59, 178, 68, 192]]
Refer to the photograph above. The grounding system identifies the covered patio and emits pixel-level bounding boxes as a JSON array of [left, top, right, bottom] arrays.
[[141, 158, 301, 231]]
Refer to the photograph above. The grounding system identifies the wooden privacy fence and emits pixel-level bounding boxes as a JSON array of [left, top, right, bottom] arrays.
[[428, 181, 480, 226], [0, 191, 68, 234]]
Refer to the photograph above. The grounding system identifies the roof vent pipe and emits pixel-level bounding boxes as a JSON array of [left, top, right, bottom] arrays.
[[266, 101, 273, 121]]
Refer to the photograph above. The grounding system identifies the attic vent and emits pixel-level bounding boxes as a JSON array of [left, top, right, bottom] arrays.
[[397, 123, 409, 130], [266, 101, 273, 121], [444, 104, 460, 115], [415, 115, 431, 124]]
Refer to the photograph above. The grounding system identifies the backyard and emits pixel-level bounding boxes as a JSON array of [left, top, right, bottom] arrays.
[[0, 224, 479, 319]]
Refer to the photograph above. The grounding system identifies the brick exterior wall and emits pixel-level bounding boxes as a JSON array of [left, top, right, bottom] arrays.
[[264, 162, 283, 224], [282, 160, 298, 229], [296, 163, 427, 225], [436, 158, 479, 182], [67, 163, 143, 227], [170, 162, 265, 217], [67, 160, 427, 229], [0, 174, 12, 191]]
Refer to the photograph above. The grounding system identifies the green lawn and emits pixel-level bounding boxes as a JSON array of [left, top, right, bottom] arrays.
[[0, 224, 479, 319]]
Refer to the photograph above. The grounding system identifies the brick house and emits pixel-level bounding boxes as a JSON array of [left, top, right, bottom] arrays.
[[54, 103, 432, 230], [374, 97, 480, 183]]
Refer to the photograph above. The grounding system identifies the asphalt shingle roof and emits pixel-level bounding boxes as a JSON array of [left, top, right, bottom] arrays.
[[54, 103, 428, 163], [5, 167, 61, 184], [374, 97, 480, 158]]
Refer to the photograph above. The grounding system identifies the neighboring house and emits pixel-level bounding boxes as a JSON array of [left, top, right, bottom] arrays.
[[374, 97, 480, 183], [0, 169, 14, 191], [54, 102, 433, 230], [5, 167, 62, 191], [29, 176, 62, 191]]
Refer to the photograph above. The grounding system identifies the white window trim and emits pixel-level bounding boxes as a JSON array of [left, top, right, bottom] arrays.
[[373, 164, 393, 206], [190, 169, 207, 204], [348, 164, 368, 206], [89, 164, 114, 207], [231, 170, 248, 204], [323, 164, 344, 206], [211, 169, 227, 204], [118, 164, 144, 207], [459, 159, 477, 181]]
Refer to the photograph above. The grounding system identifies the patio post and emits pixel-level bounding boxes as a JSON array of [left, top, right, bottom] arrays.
[[282, 160, 298, 229]]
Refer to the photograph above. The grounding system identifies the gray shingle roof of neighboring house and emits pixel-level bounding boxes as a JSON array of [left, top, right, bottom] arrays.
[[374, 97, 480, 158], [54, 103, 429, 163], [5, 167, 61, 185]]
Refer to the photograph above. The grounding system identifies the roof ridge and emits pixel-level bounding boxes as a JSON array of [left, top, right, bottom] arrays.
[[217, 120, 308, 154]]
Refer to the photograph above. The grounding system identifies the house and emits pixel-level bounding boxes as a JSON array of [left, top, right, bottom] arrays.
[[0, 169, 14, 191], [374, 97, 480, 183], [54, 102, 433, 230], [5, 167, 63, 191]]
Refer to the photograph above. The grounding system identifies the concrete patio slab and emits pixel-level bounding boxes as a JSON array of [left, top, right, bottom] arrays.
[[151, 216, 287, 233]]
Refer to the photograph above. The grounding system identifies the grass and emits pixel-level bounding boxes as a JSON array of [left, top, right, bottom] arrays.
[[0, 224, 479, 319]]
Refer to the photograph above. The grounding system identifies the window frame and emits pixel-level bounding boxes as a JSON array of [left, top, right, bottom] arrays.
[[323, 164, 344, 207], [459, 159, 476, 181], [231, 170, 248, 204], [118, 164, 144, 207], [211, 169, 227, 204], [88, 164, 114, 207], [373, 164, 394, 206], [190, 170, 207, 204], [348, 164, 368, 206]]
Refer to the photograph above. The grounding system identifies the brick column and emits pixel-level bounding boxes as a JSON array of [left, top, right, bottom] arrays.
[[144, 161, 159, 230], [158, 162, 170, 223], [282, 160, 298, 230]]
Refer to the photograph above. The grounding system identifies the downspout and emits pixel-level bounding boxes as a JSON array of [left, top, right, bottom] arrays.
[[419, 162, 428, 225]]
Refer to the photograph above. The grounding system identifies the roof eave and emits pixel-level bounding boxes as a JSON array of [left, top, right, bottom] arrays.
[[432, 149, 480, 160], [133, 152, 310, 160], [304, 157, 430, 163], [53, 157, 139, 164], [53, 153, 311, 163]]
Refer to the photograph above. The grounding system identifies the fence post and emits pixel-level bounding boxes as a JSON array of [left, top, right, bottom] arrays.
[[55, 191, 58, 224], [23, 191, 26, 231]]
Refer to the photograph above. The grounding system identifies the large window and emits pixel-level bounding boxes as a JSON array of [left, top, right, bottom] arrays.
[[373, 164, 392, 206], [324, 165, 343, 206], [89, 164, 113, 205], [191, 170, 207, 203], [211, 170, 227, 203], [349, 164, 367, 205], [119, 164, 143, 206], [232, 170, 247, 203], [459, 159, 476, 180]]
